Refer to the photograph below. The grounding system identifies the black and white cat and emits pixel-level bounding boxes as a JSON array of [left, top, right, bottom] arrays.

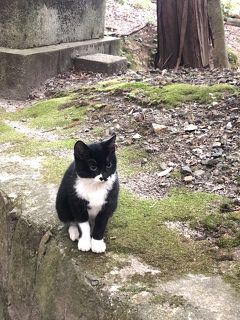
[[56, 135, 119, 253]]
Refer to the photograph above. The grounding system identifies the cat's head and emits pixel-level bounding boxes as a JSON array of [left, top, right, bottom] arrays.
[[74, 135, 117, 182]]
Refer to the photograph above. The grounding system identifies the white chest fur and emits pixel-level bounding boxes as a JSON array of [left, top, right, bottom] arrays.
[[74, 173, 116, 219]]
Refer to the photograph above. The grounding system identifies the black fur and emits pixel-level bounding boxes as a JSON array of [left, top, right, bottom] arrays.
[[56, 136, 119, 241]]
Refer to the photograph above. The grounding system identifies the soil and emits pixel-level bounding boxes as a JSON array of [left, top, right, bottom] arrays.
[[1, 0, 240, 204]]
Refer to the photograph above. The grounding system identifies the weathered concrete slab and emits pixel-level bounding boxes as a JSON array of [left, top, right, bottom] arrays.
[[74, 53, 128, 75], [0, 0, 106, 49], [0, 153, 240, 320], [0, 37, 120, 100]]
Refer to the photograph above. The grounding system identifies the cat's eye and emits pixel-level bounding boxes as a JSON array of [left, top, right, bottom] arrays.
[[106, 162, 112, 169], [90, 165, 98, 171]]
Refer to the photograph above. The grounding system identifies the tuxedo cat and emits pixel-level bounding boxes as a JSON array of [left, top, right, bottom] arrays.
[[56, 135, 119, 253]]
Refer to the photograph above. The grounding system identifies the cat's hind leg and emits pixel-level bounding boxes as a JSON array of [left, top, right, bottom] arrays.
[[68, 224, 80, 242]]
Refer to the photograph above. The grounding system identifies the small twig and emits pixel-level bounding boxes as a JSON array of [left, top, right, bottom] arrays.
[[121, 23, 149, 36]]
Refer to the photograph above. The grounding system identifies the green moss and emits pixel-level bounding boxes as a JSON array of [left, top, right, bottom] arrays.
[[42, 157, 71, 184], [107, 189, 221, 276], [91, 126, 105, 137], [117, 146, 157, 177], [8, 95, 89, 129], [97, 80, 236, 108], [151, 293, 187, 307], [0, 121, 26, 144], [223, 263, 240, 292], [217, 236, 240, 248], [5, 137, 74, 157], [228, 48, 238, 68]]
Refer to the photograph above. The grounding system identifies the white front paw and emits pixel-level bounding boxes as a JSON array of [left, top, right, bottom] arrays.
[[78, 237, 91, 252], [91, 238, 106, 253]]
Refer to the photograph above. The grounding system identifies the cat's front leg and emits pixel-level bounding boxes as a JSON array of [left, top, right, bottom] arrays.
[[91, 238, 106, 253], [78, 221, 91, 252], [91, 211, 110, 253]]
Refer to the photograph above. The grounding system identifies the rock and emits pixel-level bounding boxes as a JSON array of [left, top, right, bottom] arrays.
[[192, 148, 203, 157], [115, 124, 121, 130], [194, 169, 205, 177], [141, 158, 148, 165], [184, 124, 198, 132], [152, 123, 168, 134], [212, 142, 222, 148], [159, 162, 168, 171], [226, 122, 233, 130], [132, 133, 142, 140], [202, 158, 220, 167], [183, 175, 193, 182], [181, 165, 192, 176], [211, 148, 223, 158], [133, 112, 144, 122], [212, 101, 218, 106], [157, 167, 173, 177], [106, 127, 115, 136]]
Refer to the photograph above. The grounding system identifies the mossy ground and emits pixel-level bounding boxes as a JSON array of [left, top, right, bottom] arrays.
[[0, 78, 239, 285], [107, 189, 226, 277], [95, 80, 236, 107]]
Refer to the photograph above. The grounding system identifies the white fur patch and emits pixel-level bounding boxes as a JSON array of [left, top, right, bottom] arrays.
[[68, 225, 80, 241], [74, 173, 117, 219], [91, 238, 106, 253], [78, 222, 91, 251]]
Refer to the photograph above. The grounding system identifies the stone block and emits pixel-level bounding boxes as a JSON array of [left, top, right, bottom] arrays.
[[0, 37, 120, 99], [74, 53, 128, 75], [0, 0, 106, 49]]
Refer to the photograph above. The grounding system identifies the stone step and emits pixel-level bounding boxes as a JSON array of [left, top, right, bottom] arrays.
[[73, 53, 128, 75]]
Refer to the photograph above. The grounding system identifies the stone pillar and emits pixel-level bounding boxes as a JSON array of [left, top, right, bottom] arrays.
[[0, 0, 120, 99], [0, 0, 106, 49]]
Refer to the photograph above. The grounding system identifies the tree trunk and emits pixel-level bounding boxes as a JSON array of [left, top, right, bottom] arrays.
[[208, 0, 230, 68], [155, 0, 210, 69]]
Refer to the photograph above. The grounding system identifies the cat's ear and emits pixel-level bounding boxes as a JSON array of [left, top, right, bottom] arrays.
[[74, 141, 90, 160], [104, 135, 116, 153]]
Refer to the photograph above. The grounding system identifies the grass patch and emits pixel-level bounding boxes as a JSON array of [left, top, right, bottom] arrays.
[[97, 80, 236, 108], [8, 95, 89, 129], [0, 121, 26, 144], [117, 146, 157, 177], [42, 157, 71, 184], [107, 189, 222, 276], [91, 126, 105, 137], [151, 293, 187, 307]]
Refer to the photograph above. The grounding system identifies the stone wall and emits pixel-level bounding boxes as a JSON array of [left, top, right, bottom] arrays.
[[0, 0, 106, 49], [0, 190, 139, 320]]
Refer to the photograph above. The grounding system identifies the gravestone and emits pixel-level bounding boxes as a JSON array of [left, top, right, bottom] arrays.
[[0, 0, 120, 99]]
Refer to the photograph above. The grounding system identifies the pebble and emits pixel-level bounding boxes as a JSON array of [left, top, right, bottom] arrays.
[[152, 123, 168, 133], [211, 148, 224, 158], [226, 122, 232, 130], [159, 162, 168, 170], [212, 142, 222, 148], [115, 124, 121, 130], [194, 169, 205, 177], [202, 158, 220, 167], [184, 124, 198, 132], [157, 167, 173, 177], [132, 133, 142, 140], [181, 165, 192, 175], [183, 176, 193, 182]]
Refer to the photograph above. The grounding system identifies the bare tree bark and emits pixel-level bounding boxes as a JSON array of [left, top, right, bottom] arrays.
[[155, 0, 210, 69], [208, 0, 230, 68]]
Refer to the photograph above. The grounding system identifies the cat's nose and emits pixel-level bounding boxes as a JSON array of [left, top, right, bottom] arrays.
[[100, 176, 108, 182]]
